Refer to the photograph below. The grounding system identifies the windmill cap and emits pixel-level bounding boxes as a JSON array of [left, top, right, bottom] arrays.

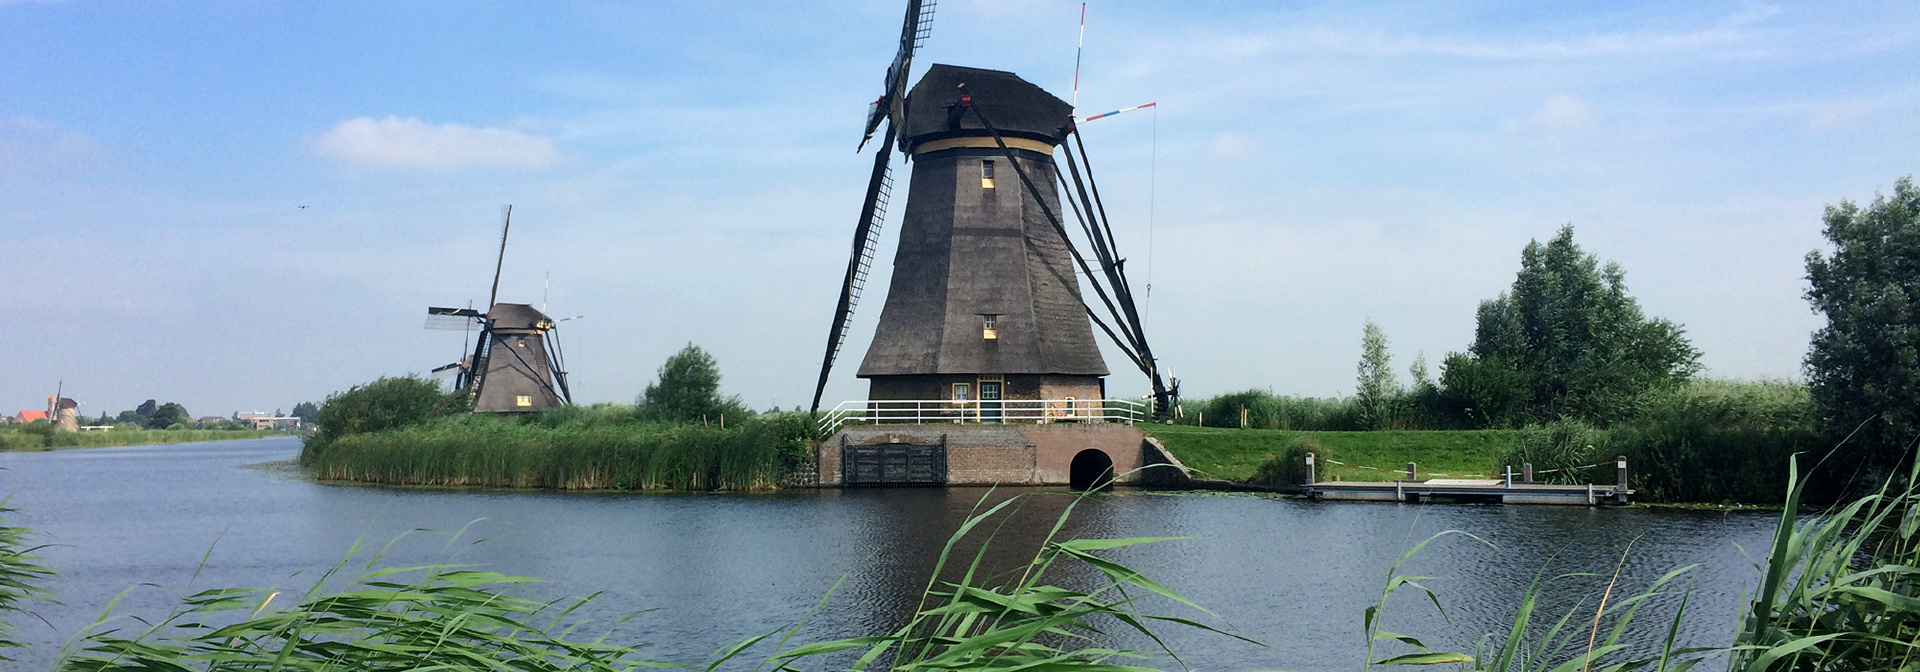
[[904, 64, 1072, 151], [486, 303, 554, 330]]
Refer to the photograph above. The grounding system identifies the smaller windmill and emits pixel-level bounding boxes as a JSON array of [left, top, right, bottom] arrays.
[[425, 205, 574, 413]]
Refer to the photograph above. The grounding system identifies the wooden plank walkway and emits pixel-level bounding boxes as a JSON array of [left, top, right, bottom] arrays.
[[1306, 479, 1632, 505]]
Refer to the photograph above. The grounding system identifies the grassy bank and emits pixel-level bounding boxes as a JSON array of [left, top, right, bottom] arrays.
[[0, 429, 282, 452], [1142, 425, 1520, 482], [304, 410, 813, 491]]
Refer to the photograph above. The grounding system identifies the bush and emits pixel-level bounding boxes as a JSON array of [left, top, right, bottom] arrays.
[[1611, 379, 1819, 503], [635, 344, 751, 424], [304, 376, 469, 463], [1251, 435, 1328, 489], [1495, 419, 1603, 484]]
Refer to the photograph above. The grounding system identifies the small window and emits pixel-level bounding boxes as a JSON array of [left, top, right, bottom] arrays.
[[982, 314, 998, 340], [952, 383, 971, 401], [515, 395, 533, 407], [981, 160, 995, 189]]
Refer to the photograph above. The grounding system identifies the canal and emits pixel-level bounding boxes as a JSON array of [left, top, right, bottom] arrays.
[[1, 437, 1777, 670]]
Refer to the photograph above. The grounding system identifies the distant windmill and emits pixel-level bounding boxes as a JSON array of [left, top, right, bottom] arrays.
[[425, 205, 574, 413], [808, 0, 1176, 418]]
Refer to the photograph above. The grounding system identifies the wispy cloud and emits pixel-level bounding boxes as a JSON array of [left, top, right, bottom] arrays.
[[0, 115, 103, 174], [313, 116, 559, 171]]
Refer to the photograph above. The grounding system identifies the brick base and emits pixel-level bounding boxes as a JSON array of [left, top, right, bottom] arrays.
[[816, 423, 1187, 486]]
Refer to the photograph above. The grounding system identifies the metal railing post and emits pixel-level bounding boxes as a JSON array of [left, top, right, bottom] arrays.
[[1616, 455, 1628, 504]]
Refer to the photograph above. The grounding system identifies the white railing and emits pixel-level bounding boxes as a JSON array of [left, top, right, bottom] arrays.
[[818, 398, 1147, 435]]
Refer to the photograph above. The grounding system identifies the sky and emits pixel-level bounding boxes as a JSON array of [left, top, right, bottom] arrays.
[[1, 0, 1915, 418]]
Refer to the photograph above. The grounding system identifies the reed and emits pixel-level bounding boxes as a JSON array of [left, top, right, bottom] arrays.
[[0, 503, 54, 662], [0, 429, 279, 452], [306, 411, 815, 492]]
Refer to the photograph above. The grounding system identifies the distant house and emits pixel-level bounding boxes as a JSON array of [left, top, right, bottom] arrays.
[[196, 416, 226, 425], [16, 410, 48, 423], [234, 412, 302, 431]]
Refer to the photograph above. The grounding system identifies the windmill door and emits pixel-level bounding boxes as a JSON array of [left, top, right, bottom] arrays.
[[979, 382, 1002, 423], [842, 443, 947, 487]]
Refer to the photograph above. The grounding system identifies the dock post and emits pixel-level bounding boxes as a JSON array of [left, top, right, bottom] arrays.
[[1504, 465, 1512, 487], [1523, 463, 1533, 483], [1405, 462, 1416, 481], [1305, 452, 1316, 487], [1616, 455, 1628, 503]]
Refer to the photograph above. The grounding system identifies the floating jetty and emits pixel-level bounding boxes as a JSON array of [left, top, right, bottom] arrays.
[[1302, 455, 1634, 505]]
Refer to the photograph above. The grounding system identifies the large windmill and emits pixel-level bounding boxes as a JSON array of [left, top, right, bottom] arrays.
[[426, 205, 574, 413], [809, 1, 1175, 418]]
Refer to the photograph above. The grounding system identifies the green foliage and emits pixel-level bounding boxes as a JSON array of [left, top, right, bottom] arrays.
[[1804, 175, 1920, 487], [61, 546, 661, 671], [304, 376, 469, 464], [307, 409, 805, 491], [1612, 379, 1819, 504], [1451, 225, 1701, 427], [0, 428, 276, 452], [132, 400, 155, 418], [1730, 452, 1920, 672], [1252, 435, 1329, 488], [288, 401, 319, 423], [1178, 390, 1359, 430], [1495, 419, 1603, 485], [0, 504, 54, 661], [146, 403, 190, 430], [1437, 353, 1532, 428], [1356, 320, 1403, 430], [635, 343, 749, 424]]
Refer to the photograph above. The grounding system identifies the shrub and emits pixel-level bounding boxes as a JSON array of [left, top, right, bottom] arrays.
[[304, 376, 468, 463], [635, 344, 750, 424], [1611, 379, 1819, 503], [1252, 435, 1328, 489], [1495, 419, 1603, 484]]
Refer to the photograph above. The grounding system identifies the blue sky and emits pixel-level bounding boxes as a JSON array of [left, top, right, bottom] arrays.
[[2, 0, 1915, 417]]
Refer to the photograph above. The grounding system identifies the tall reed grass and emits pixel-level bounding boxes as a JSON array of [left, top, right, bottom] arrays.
[[0, 504, 54, 662], [307, 410, 816, 492], [0, 429, 279, 452]]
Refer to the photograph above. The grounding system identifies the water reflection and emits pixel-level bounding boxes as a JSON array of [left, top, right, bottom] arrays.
[[0, 438, 1776, 671]]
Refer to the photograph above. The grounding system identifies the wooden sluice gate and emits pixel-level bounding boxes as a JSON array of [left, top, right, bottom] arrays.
[[1301, 454, 1635, 506]]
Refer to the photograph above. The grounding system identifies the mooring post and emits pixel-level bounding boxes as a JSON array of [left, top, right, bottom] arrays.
[[1405, 462, 1416, 481], [1616, 455, 1629, 504], [1240, 405, 1248, 429], [1305, 452, 1316, 486], [1504, 464, 1513, 487], [1523, 463, 1534, 483]]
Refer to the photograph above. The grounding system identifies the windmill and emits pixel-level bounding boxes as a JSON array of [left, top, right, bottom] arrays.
[[809, 1, 1176, 418], [425, 205, 574, 413]]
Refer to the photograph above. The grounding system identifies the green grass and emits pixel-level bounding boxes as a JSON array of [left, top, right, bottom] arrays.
[[1142, 425, 1520, 482], [0, 429, 283, 452]]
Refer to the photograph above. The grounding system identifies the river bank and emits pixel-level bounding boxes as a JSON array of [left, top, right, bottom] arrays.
[[0, 428, 285, 451]]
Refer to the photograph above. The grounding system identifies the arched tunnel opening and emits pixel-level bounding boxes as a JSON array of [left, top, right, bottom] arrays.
[[1069, 449, 1115, 492]]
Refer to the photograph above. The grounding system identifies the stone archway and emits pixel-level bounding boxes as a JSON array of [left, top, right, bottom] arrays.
[[1069, 449, 1115, 491]]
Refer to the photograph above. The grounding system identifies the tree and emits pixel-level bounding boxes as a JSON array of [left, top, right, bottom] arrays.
[[289, 402, 320, 424], [134, 399, 157, 417], [1804, 176, 1920, 482], [1354, 320, 1401, 430], [636, 343, 747, 424], [148, 402, 190, 429], [1447, 225, 1700, 425]]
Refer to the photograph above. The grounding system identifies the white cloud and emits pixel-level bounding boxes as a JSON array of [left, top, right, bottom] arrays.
[[0, 115, 103, 174], [314, 116, 558, 171], [1528, 94, 1596, 130]]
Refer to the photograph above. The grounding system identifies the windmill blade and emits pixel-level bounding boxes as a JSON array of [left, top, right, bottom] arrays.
[[424, 306, 483, 330], [812, 124, 899, 413], [488, 204, 512, 308], [858, 0, 936, 150], [429, 360, 464, 375]]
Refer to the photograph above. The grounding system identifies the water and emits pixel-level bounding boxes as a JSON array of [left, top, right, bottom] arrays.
[[1, 437, 1778, 671]]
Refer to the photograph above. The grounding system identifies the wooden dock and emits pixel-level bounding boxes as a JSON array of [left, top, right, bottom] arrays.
[[1306, 478, 1632, 505]]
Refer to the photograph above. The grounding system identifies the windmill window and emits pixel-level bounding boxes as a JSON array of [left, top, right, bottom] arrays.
[[981, 160, 995, 189], [515, 395, 533, 407], [982, 314, 999, 340], [952, 383, 971, 402]]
